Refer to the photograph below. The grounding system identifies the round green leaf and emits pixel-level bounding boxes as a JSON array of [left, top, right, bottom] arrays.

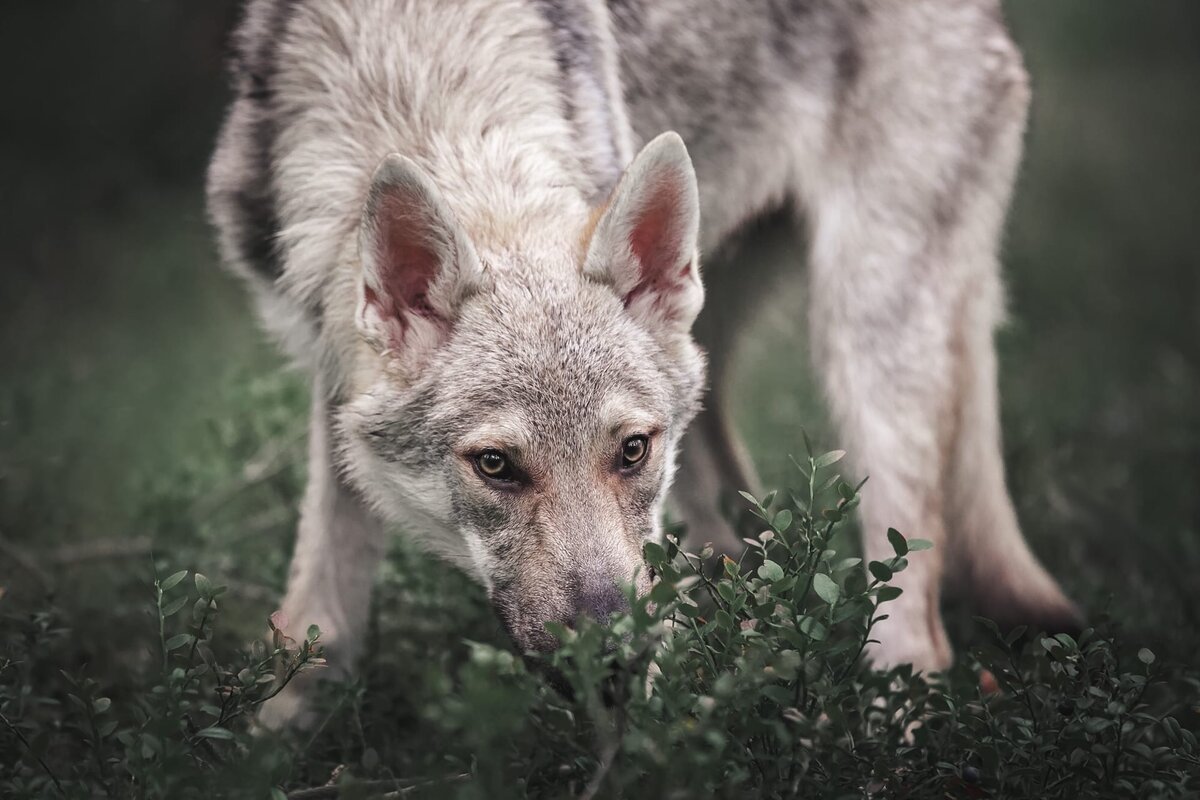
[[812, 449, 846, 468], [876, 586, 903, 603], [195, 726, 235, 741], [159, 570, 188, 592], [642, 540, 668, 568], [164, 633, 194, 652], [868, 561, 893, 582], [797, 615, 829, 641], [757, 560, 785, 582], [812, 573, 840, 605], [160, 596, 188, 617]]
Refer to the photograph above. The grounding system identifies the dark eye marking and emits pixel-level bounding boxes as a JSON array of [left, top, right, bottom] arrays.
[[619, 434, 650, 471]]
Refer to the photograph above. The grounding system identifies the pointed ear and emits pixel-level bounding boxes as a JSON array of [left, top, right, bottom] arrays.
[[583, 131, 704, 330], [357, 154, 484, 357]]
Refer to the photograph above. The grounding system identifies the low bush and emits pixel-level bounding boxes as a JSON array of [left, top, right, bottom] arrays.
[[3, 448, 1197, 798]]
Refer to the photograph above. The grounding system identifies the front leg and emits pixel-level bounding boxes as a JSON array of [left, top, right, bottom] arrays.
[[258, 378, 384, 730]]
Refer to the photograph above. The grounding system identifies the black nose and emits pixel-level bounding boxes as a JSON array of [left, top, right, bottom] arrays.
[[569, 577, 630, 626]]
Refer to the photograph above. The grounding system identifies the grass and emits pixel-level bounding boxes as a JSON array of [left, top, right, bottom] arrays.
[[1, 1, 1199, 796]]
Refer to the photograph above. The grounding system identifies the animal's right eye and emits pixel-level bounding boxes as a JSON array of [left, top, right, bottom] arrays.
[[475, 450, 514, 481]]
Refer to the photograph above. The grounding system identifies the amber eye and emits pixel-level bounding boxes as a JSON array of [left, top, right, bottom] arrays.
[[621, 435, 650, 469], [475, 450, 513, 480]]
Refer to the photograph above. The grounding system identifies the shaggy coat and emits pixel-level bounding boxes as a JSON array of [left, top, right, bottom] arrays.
[[209, 0, 1079, 727]]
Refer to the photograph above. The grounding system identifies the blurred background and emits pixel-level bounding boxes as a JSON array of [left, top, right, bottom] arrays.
[[1, 1, 1198, 671]]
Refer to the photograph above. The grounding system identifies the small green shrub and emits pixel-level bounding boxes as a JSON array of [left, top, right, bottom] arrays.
[[2, 449, 1197, 798], [1, 571, 322, 798]]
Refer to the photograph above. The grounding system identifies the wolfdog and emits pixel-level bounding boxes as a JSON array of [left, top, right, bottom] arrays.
[[208, 0, 1080, 726]]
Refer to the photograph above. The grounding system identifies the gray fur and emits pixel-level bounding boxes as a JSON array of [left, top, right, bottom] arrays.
[[532, 0, 633, 198], [208, 0, 1080, 728]]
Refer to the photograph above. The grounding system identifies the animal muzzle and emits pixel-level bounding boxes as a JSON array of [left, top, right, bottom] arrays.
[[564, 576, 631, 628], [492, 567, 637, 655]]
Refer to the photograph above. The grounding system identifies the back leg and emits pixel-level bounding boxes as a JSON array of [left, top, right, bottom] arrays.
[[928, 24, 1081, 638], [943, 245, 1082, 633], [672, 210, 800, 556], [799, 4, 1076, 671]]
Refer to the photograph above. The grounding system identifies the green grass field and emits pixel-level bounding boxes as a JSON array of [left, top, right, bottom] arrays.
[[1, 2, 1198, 796]]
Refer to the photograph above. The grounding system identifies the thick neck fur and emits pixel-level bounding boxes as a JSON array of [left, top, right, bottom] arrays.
[[271, 0, 617, 286]]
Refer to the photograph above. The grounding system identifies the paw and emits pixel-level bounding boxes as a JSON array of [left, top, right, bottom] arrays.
[[868, 617, 952, 676], [253, 672, 322, 733]]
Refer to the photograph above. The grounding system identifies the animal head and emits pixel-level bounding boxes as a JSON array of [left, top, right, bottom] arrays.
[[340, 133, 706, 653]]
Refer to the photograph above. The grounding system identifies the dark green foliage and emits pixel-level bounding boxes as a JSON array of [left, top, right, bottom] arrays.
[[1, 571, 322, 799], [3, 452, 1196, 798]]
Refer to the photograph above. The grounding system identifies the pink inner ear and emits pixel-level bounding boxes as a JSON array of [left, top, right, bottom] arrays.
[[627, 175, 690, 295], [373, 193, 440, 319]]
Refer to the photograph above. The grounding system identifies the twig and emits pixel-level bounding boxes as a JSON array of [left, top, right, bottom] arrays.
[[287, 780, 400, 800], [578, 737, 619, 800], [0, 532, 54, 590], [1, 710, 66, 796], [0, 532, 161, 610], [286, 773, 470, 799], [48, 536, 154, 564], [238, 505, 296, 534], [377, 774, 470, 798], [83, 693, 115, 797], [191, 429, 305, 519], [222, 577, 280, 604]]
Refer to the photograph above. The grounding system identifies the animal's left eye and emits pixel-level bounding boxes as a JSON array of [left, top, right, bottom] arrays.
[[620, 435, 650, 469], [475, 450, 514, 481]]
